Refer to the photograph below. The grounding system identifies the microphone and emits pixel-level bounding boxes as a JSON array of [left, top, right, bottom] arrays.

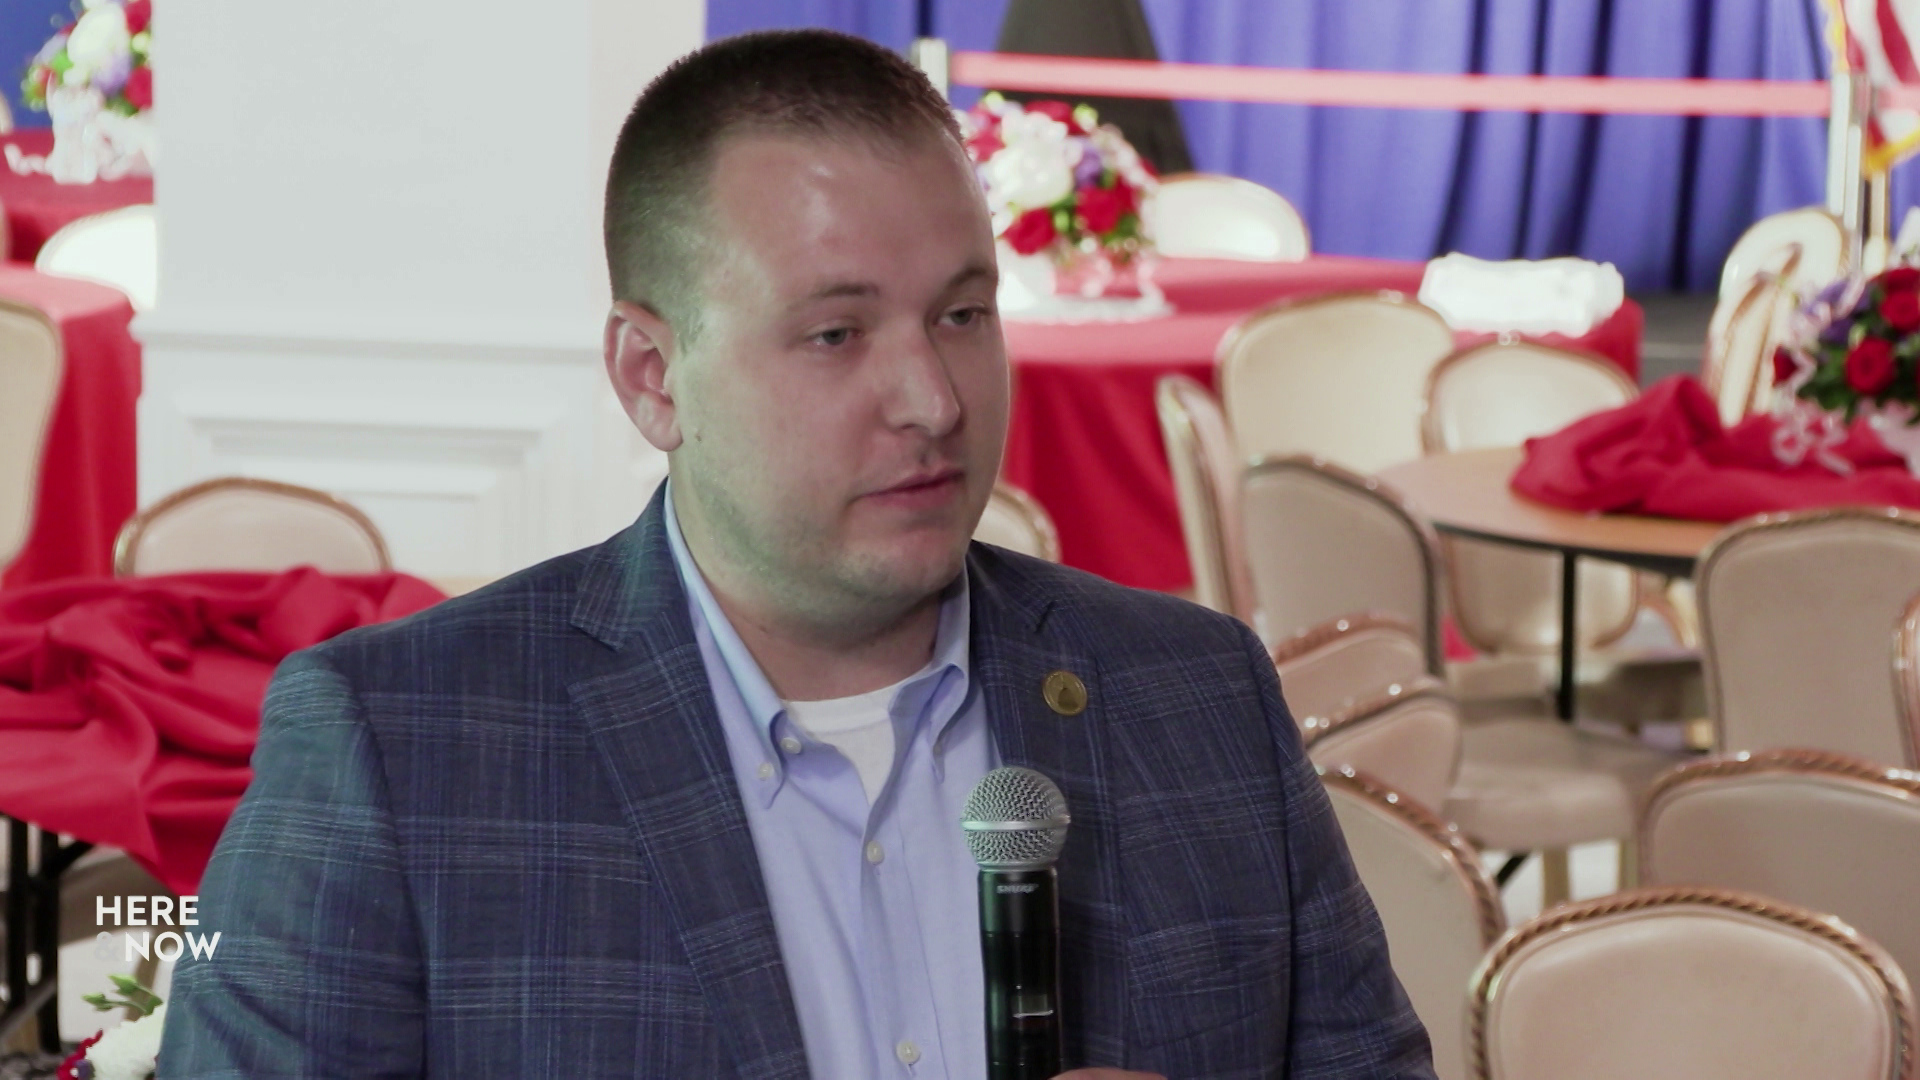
[[962, 766, 1071, 1080]]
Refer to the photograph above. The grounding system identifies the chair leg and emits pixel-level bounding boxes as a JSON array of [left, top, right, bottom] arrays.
[[1541, 848, 1572, 908]]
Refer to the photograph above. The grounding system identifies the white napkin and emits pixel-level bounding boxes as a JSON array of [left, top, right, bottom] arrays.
[[1418, 253, 1625, 336]]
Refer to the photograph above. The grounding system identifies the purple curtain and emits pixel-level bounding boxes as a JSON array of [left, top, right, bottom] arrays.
[[706, 0, 1869, 291]]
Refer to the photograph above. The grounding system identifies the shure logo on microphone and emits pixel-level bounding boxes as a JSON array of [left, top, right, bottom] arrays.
[[996, 883, 1040, 894]]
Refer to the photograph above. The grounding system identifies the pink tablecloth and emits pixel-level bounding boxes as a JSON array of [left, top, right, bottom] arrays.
[[0, 129, 153, 263], [1003, 255, 1645, 592], [0, 266, 141, 589]]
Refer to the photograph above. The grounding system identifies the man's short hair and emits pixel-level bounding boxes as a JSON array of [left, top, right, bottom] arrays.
[[603, 30, 964, 342]]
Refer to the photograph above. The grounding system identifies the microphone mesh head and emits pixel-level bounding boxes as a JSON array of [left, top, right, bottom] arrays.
[[961, 766, 1070, 870]]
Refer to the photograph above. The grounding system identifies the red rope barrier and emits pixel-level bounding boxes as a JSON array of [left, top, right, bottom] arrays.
[[950, 52, 1836, 118]]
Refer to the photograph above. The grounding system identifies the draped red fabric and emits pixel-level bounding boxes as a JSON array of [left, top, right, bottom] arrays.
[[0, 569, 446, 895], [1512, 375, 1920, 520]]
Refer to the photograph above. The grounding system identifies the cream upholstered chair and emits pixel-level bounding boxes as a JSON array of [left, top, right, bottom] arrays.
[[1219, 292, 1457, 474], [114, 477, 391, 576], [973, 481, 1060, 562], [1270, 612, 1430, 722], [1467, 887, 1917, 1080], [1718, 206, 1848, 307], [1299, 676, 1461, 813], [0, 298, 63, 570], [1639, 749, 1920, 993], [1324, 768, 1504, 1080], [1702, 248, 1800, 428], [37, 204, 158, 312], [1422, 342, 1641, 657], [1143, 172, 1309, 262], [1892, 590, 1920, 760], [1697, 508, 1920, 767], [1154, 374, 1255, 622]]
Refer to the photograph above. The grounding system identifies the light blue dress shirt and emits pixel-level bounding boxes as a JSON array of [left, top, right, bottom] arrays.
[[664, 484, 998, 1079]]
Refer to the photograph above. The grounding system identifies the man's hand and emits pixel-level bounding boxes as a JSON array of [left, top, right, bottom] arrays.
[[1052, 1071, 1168, 1080]]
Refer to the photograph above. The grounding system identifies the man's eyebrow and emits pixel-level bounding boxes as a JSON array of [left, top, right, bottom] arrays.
[[788, 261, 999, 313], [946, 260, 998, 292]]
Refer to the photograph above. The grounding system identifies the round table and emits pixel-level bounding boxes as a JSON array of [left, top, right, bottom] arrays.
[[0, 130, 153, 263], [1378, 447, 1723, 718]]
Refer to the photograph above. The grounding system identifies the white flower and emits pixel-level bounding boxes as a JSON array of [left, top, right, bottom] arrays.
[[985, 143, 1075, 210], [66, 5, 131, 74], [86, 1004, 166, 1080]]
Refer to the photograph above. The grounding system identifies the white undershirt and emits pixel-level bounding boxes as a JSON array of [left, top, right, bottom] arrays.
[[784, 681, 903, 805]]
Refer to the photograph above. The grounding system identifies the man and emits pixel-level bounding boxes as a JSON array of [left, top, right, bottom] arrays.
[[160, 29, 1433, 1080]]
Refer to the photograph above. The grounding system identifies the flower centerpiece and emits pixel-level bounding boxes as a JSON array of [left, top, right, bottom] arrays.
[[58, 975, 165, 1080], [1772, 263, 1920, 477], [958, 93, 1161, 313], [16, 0, 154, 184]]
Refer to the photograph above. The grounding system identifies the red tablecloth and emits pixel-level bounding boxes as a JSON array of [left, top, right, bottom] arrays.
[[0, 129, 153, 263], [0, 569, 446, 895], [1002, 255, 1645, 591], [0, 266, 140, 590], [1514, 374, 1920, 520]]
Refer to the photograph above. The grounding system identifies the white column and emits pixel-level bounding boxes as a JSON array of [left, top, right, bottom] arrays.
[[136, 0, 702, 576]]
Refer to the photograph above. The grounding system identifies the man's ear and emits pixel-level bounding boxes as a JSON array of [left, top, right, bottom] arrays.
[[605, 300, 683, 453]]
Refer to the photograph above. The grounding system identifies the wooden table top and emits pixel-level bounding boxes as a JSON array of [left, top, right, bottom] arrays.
[[1377, 447, 1727, 576]]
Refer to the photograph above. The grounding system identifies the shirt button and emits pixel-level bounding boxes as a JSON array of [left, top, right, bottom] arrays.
[[895, 1040, 920, 1065], [757, 762, 775, 781], [866, 841, 886, 864], [780, 736, 803, 755]]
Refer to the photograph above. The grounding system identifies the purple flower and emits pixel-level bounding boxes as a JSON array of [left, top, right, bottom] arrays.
[[92, 52, 131, 96], [1819, 317, 1853, 347], [1071, 140, 1103, 189], [1814, 277, 1852, 307]]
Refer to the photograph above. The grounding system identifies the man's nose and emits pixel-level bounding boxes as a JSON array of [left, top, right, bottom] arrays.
[[882, 329, 963, 437]]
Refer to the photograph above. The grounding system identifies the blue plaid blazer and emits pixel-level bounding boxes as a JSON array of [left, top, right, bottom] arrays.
[[160, 489, 1433, 1079]]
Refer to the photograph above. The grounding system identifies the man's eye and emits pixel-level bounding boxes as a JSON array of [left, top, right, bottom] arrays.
[[947, 306, 990, 327], [815, 327, 854, 347]]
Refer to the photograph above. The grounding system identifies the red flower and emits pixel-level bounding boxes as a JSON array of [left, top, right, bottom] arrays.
[[1077, 182, 1134, 235], [124, 0, 152, 34], [964, 130, 1003, 162], [1846, 337, 1898, 395], [123, 65, 153, 111], [58, 1032, 102, 1080], [1882, 265, 1920, 293], [1026, 100, 1083, 133], [1884, 287, 1920, 334], [39, 66, 56, 96], [1002, 207, 1058, 255], [1772, 346, 1797, 385]]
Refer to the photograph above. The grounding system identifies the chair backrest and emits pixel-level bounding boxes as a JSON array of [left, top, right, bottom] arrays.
[[1469, 886, 1918, 1080], [973, 481, 1061, 562], [1154, 374, 1254, 622], [1144, 172, 1309, 262], [1703, 248, 1800, 428], [1219, 291, 1457, 474], [1718, 206, 1848, 307], [1640, 749, 1920, 997], [1892, 590, 1920, 762], [1271, 613, 1430, 723], [1241, 456, 1444, 674], [1324, 767, 1503, 1080], [0, 299, 64, 568], [36, 204, 158, 312], [114, 477, 391, 576], [1302, 677, 1462, 812], [1697, 509, 1920, 767], [1422, 342, 1639, 654]]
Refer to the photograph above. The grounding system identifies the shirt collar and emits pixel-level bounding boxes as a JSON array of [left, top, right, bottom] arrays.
[[663, 480, 974, 763]]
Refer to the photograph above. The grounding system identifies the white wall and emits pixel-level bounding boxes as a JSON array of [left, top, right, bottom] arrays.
[[137, 0, 701, 576]]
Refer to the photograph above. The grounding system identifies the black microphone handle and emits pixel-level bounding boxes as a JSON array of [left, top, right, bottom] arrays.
[[979, 867, 1062, 1080]]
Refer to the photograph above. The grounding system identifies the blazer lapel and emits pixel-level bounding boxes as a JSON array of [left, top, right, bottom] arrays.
[[568, 492, 808, 1080], [969, 551, 1128, 1067]]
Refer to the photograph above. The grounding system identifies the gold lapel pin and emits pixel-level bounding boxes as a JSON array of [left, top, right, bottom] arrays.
[[1042, 670, 1087, 716]]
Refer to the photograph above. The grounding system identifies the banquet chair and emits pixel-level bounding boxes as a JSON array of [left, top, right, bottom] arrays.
[[1270, 612, 1430, 722], [1639, 749, 1920, 994], [36, 204, 158, 312], [1243, 459, 1685, 899], [0, 298, 63, 570], [1218, 291, 1457, 474], [1892, 590, 1920, 760], [1323, 767, 1504, 1080], [1702, 248, 1800, 428], [973, 481, 1060, 562], [1143, 172, 1309, 262], [1154, 374, 1256, 624], [1717, 206, 1847, 308], [114, 476, 391, 576], [1298, 676, 1461, 813], [1466, 886, 1916, 1080], [1696, 507, 1920, 767]]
